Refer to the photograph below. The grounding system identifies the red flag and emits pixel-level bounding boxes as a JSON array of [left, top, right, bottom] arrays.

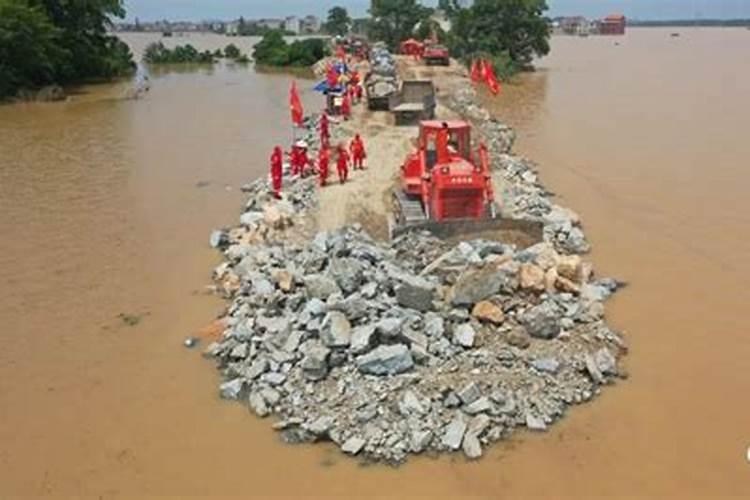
[[289, 81, 304, 126], [483, 60, 501, 95], [470, 60, 482, 84]]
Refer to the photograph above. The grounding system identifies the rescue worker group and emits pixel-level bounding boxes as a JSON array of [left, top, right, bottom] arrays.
[[269, 73, 366, 199]]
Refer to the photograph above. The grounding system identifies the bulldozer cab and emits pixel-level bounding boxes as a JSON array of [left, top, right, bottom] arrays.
[[419, 121, 471, 168]]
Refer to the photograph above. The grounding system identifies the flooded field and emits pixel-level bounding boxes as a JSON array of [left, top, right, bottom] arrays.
[[0, 29, 748, 496]]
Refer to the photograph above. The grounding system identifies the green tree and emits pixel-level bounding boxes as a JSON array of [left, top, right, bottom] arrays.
[[325, 6, 351, 36], [0, 0, 64, 97], [451, 0, 550, 71], [369, 0, 431, 50], [224, 43, 241, 59], [252, 30, 329, 67]]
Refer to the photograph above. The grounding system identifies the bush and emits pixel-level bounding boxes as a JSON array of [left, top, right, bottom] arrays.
[[143, 42, 215, 64], [224, 43, 241, 59], [252, 31, 329, 67]]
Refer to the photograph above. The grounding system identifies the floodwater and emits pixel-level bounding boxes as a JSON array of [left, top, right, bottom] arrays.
[[1, 28, 749, 497]]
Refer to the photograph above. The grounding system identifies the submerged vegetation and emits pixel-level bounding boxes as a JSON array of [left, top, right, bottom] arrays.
[[143, 42, 216, 64], [143, 42, 250, 65], [0, 0, 135, 99], [252, 30, 328, 67]]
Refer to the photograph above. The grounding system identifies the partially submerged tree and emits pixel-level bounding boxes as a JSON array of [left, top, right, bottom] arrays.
[[325, 6, 351, 36], [451, 0, 551, 73]]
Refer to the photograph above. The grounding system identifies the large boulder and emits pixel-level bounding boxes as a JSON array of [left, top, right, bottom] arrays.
[[327, 258, 365, 294], [519, 263, 546, 292], [304, 274, 341, 300], [451, 266, 511, 306], [520, 301, 561, 339], [321, 311, 352, 348], [301, 344, 330, 381], [395, 275, 435, 312], [356, 344, 414, 376]]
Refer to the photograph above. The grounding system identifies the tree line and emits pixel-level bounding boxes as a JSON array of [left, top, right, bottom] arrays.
[[0, 0, 135, 99], [322, 0, 550, 78]]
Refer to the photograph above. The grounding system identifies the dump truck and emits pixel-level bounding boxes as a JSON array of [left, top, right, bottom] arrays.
[[389, 80, 436, 126]]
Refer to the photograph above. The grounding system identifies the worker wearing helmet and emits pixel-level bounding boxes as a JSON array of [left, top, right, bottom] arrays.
[[336, 144, 350, 184], [350, 134, 366, 170], [318, 147, 330, 187], [436, 122, 451, 164]]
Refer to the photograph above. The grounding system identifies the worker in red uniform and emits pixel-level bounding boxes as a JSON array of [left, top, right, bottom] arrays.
[[319, 113, 330, 145], [270, 146, 283, 199], [336, 144, 350, 184], [436, 122, 451, 164], [318, 147, 330, 187], [341, 92, 351, 120], [355, 83, 363, 103], [290, 140, 312, 177], [350, 134, 366, 170]]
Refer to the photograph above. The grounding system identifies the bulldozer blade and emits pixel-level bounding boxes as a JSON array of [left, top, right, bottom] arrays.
[[389, 216, 544, 244]]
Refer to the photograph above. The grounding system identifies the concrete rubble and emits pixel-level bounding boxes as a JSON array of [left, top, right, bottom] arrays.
[[204, 78, 627, 465]]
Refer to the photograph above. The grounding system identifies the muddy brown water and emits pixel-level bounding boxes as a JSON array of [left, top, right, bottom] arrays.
[[1, 29, 749, 496]]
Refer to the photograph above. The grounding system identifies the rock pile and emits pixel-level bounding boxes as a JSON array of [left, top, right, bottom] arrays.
[[206, 185, 626, 464]]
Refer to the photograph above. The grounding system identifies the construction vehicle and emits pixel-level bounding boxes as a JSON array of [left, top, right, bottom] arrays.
[[389, 80, 436, 125], [423, 45, 450, 66], [391, 120, 498, 236]]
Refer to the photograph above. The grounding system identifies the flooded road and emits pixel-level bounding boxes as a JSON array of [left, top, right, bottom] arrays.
[[1, 29, 749, 496]]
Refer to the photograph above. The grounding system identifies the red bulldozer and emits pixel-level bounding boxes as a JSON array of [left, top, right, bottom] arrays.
[[390, 120, 501, 238]]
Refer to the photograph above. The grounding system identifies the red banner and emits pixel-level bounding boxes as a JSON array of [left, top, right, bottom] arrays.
[[289, 81, 303, 126]]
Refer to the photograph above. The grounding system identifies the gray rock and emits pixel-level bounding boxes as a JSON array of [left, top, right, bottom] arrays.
[[321, 311, 352, 348], [246, 358, 269, 380], [341, 436, 366, 455], [260, 387, 281, 406], [261, 372, 287, 386], [532, 357, 561, 374], [463, 396, 491, 415], [410, 430, 433, 453], [301, 344, 330, 381], [209, 229, 228, 249], [376, 317, 403, 338], [442, 414, 467, 450], [229, 342, 249, 359], [219, 378, 243, 400], [256, 316, 290, 335], [467, 414, 491, 436], [453, 323, 476, 348], [443, 391, 461, 408], [584, 353, 604, 384], [304, 298, 327, 316], [350, 324, 377, 354], [239, 211, 264, 226], [328, 258, 365, 294], [595, 347, 617, 375], [462, 432, 482, 459], [452, 266, 509, 306], [521, 301, 561, 339], [307, 416, 334, 436], [399, 390, 428, 416], [525, 413, 547, 431], [356, 344, 414, 376], [304, 274, 341, 300], [249, 391, 269, 417], [395, 275, 435, 312], [424, 313, 445, 337], [457, 382, 482, 405]]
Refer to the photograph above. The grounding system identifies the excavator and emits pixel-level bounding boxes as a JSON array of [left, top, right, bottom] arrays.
[[390, 120, 502, 238]]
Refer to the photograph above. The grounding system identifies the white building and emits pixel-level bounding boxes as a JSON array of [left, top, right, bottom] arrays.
[[284, 16, 300, 34], [301, 15, 321, 33]]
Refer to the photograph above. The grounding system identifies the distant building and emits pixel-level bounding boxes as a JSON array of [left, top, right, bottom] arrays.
[[559, 16, 591, 35], [600, 14, 626, 35], [301, 15, 321, 34], [257, 18, 283, 30], [225, 21, 239, 36], [284, 16, 300, 34]]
